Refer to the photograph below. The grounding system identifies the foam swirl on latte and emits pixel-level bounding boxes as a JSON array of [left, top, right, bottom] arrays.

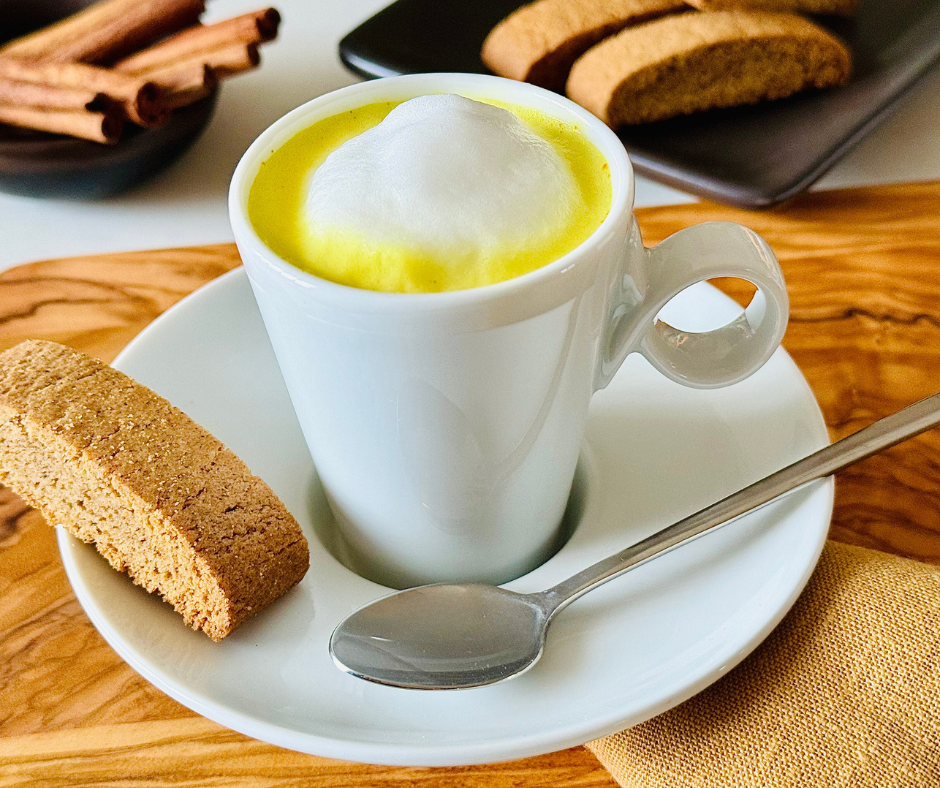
[[305, 95, 577, 265], [248, 94, 611, 292]]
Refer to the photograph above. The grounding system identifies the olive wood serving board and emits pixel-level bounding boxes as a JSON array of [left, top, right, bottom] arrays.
[[2, 180, 940, 785]]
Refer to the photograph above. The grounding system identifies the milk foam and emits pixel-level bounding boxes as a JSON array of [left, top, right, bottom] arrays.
[[304, 95, 578, 262]]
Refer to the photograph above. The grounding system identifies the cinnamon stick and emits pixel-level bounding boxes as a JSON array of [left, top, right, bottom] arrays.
[[0, 0, 205, 65], [144, 43, 261, 83], [0, 103, 123, 143], [0, 78, 110, 113], [0, 58, 163, 127], [207, 43, 261, 80], [0, 2, 280, 126], [115, 9, 280, 74], [139, 62, 218, 109], [160, 81, 214, 110]]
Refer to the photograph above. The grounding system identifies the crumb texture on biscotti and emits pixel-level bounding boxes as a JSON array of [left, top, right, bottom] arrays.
[[566, 10, 851, 127], [684, 0, 859, 18], [482, 0, 689, 91], [0, 339, 309, 642]]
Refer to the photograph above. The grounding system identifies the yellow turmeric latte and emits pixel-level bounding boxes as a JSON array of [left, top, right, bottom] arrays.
[[247, 94, 611, 293]]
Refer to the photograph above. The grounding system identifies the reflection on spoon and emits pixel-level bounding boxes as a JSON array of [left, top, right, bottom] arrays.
[[331, 392, 940, 690]]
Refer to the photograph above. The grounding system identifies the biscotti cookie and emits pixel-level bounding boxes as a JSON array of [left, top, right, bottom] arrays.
[[566, 10, 851, 126], [685, 0, 859, 17], [0, 340, 309, 642], [482, 0, 688, 91]]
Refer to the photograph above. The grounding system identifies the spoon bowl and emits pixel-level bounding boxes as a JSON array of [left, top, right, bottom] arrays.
[[331, 584, 547, 689]]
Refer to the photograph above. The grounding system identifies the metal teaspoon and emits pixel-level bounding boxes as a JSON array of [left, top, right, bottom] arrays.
[[330, 391, 940, 690]]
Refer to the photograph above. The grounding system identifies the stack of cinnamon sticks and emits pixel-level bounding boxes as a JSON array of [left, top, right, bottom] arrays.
[[0, 0, 280, 144]]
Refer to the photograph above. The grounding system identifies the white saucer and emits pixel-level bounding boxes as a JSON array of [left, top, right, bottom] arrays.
[[58, 269, 833, 766]]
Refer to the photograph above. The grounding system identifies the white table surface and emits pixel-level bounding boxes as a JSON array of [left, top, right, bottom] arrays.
[[1, 0, 939, 272]]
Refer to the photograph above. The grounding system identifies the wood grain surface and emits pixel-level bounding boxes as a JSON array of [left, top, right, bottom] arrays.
[[2, 180, 940, 786]]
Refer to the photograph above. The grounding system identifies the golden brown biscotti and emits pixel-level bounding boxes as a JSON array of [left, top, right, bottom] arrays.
[[566, 10, 852, 126], [0, 340, 309, 642], [684, 0, 859, 18], [481, 0, 689, 92]]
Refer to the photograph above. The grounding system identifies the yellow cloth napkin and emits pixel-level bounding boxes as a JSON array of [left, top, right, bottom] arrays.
[[588, 541, 940, 787]]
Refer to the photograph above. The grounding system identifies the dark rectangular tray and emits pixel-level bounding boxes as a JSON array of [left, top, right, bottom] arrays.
[[339, 0, 940, 208]]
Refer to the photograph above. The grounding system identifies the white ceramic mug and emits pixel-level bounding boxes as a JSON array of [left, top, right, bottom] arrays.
[[229, 73, 788, 589]]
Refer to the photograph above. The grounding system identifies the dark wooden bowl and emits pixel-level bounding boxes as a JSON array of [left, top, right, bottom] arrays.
[[0, 0, 219, 199]]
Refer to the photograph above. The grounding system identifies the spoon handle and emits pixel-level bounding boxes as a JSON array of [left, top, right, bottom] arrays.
[[541, 391, 940, 615]]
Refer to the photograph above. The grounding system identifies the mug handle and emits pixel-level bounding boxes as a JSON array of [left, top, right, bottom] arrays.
[[596, 221, 789, 391]]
